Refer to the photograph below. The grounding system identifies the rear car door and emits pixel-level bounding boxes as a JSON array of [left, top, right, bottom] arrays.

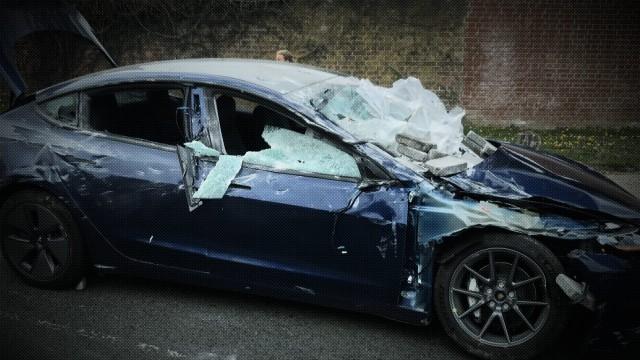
[[179, 88, 410, 306], [49, 86, 211, 272]]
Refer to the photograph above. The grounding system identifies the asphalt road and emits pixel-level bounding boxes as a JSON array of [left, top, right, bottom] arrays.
[[1, 173, 638, 360]]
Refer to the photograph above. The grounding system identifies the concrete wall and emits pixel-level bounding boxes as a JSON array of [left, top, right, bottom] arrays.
[[1, 0, 638, 128]]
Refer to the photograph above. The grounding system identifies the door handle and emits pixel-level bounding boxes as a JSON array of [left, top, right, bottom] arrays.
[[336, 245, 349, 255]]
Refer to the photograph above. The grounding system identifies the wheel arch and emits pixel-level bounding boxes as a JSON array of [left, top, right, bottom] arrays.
[[0, 180, 97, 264], [432, 226, 590, 266], [0, 181, 73, 211], [432, 227, 516, 266]]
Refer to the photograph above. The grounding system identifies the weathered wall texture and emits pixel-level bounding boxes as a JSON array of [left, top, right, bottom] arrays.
[[1, 0, 638, 128], [463, 0, 640, 127]]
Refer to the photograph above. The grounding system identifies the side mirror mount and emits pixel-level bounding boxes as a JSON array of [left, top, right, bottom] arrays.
[[357, 179, 398, 192]]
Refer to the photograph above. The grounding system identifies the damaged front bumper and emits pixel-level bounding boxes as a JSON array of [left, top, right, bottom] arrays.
[[565, 247, 640, 335], [404, 181, 640, 336]]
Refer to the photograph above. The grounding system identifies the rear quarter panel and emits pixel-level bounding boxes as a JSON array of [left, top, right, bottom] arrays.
[[0, 103, 124, 267]]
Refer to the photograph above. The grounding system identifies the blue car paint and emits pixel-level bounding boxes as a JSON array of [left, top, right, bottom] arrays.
[[190, 163, 410, 306], [1, 68, 640, 328]]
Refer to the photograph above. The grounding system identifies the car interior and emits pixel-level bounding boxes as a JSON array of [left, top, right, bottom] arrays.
[[87, 88, 185, 145], [215, 94, 306, 155], [86, 88, 305, 151], [213, 94, 362, 179]]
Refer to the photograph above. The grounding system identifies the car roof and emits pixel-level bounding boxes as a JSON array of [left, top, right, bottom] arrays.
[[36, 58, 343, 100]]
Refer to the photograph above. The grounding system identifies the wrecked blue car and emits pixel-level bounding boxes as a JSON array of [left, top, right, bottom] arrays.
[[1, 3, 640, 360]]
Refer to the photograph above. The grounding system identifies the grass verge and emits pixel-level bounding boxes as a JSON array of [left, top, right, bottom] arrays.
[[467, 126, 640, 172]]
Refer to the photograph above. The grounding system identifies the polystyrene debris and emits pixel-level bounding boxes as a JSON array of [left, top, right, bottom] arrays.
[[397, 143, 429, 162], [462, 130, 497, 157], [193, 155, 243, 199], [292, 76, 465, 156], [424, 156, 468, 176], [244, 126, 361, 178]]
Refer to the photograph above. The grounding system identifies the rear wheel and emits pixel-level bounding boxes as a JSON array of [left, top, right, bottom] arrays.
[[0, 190, 84, 288], [435, 233, 569, 360]]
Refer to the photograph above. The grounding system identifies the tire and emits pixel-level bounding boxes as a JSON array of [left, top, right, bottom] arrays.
[[0, 190, 85, 289], [434, 232, 569, 360]]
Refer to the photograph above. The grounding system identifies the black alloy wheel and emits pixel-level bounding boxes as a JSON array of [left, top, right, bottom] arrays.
[[448, 248, 549, 346], [1, 191, 84, 288], [435, 233, 569, 360]]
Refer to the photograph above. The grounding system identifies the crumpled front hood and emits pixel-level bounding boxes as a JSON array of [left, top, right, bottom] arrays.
[[445, 142, 640, 221]]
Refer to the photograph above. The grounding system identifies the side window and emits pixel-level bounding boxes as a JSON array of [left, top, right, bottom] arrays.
[[243, 125, 361, 179], [85, 87, 185, 145], [40, 94, 78, 126], [213, 93, 360, 179]]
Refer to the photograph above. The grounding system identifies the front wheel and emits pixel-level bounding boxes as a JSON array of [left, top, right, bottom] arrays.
[[434, 233, 569, 360]]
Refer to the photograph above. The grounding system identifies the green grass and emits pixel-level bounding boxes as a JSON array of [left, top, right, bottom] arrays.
[[467, 125, 640, 172]]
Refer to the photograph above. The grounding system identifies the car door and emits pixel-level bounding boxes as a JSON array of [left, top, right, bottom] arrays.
[[219, 166, 410, 306], [179, 88, 410, 306], [49, 87, 211, 272]]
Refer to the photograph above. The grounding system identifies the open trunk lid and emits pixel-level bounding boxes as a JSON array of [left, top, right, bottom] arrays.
[[0, 0, 116, 97]]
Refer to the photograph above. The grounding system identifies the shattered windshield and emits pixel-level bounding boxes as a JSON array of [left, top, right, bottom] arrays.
[[309, 86, 375, 122], [288, 76, 466, 156], [286, 76, 505, 177]]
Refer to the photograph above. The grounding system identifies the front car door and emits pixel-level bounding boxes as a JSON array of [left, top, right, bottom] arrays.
[[179, 87, 410, 306]]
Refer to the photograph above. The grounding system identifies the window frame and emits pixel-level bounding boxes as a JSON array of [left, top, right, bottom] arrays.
[[36, 92, 80, 129], [197, 86, 367, 182], [77, 82, 190, 151]]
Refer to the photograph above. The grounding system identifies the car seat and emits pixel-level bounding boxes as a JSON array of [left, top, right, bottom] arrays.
[[88, 94, 118, 132], [217, 95, 246, 155]]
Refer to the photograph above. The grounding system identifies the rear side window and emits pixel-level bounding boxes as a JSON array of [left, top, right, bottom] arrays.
[[86, 87, 185, 145], [40, 94, 78, 126]]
